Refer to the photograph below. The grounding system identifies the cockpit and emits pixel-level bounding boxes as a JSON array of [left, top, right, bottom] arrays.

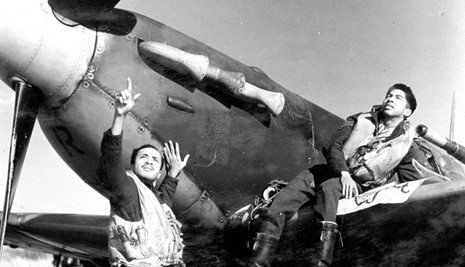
[[421, 138, 465, 180]]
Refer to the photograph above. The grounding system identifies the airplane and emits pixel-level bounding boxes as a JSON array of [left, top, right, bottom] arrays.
[[0, 0, 464, 266]]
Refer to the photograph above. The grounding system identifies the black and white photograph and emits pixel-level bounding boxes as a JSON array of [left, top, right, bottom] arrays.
[[0, 1, 464, 266]]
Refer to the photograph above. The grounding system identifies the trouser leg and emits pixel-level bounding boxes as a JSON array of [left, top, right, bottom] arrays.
[[313, 177, 342, 222], [260, 168, 316, 235], [312, 177, 342, 266], [251, 169, 316, 267]]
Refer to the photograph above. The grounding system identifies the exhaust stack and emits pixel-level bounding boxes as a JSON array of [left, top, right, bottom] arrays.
[[138, 42, 285, 116]]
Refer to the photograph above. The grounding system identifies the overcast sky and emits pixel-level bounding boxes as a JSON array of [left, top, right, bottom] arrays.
[[0, 0, 464, 214]]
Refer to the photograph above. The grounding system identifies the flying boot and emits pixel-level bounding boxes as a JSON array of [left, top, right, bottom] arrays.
[[247, 211, 285, 267], [314, 221, 338, 267], [249, 232, 280, 267]]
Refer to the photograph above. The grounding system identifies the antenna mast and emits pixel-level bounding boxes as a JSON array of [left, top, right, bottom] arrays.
[[449, 91, 456, 140]]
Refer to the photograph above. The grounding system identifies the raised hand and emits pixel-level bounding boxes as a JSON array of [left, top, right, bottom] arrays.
[[111, 78, 141, 135], [115, 77, 141, 117], [164, 140, 190, 178]]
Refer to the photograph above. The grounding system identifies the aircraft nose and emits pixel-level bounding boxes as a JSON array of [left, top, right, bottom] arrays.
[[0, 0, 96, 106], [0, 0, 47, 86]]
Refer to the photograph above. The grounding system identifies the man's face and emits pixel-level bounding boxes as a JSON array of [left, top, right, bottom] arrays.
[[132, 147, 163, 184], [381, 89, 412, 119]]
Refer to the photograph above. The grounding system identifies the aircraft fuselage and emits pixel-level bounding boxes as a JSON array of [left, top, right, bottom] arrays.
[[2, 1, 465, 266]]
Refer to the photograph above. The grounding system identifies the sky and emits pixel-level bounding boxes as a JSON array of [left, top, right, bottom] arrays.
[[0, 0, 464, 215]]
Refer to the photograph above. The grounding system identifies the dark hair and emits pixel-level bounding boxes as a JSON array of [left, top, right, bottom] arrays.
[[130, 144, 164, 170], [387, 84, 417, 114]]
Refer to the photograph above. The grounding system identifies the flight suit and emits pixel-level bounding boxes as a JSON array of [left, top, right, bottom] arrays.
[[253, 107, 428, 267], [97, 130, 184, 267]]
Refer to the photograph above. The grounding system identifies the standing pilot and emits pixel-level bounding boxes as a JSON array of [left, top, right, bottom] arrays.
[[97, 78, 189, 267]]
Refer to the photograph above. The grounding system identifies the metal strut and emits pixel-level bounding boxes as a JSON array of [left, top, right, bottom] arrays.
[[0, 80, 39, 265]]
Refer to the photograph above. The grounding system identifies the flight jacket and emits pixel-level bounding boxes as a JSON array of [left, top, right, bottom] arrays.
[[97, 129, 178, 222], [323, 107, 423, 188], [108, 171, 184, 266]]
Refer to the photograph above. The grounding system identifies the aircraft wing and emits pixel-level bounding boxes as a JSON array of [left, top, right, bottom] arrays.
[[4, 212, 108, 263]]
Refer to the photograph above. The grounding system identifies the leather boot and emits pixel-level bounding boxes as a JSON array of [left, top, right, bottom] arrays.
[[315, 221, 338, 267], [250, 232, 280, 267]]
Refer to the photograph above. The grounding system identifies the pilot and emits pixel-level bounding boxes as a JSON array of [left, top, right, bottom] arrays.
[[250, 84, 425, 267], [97, 78, 189, 267]]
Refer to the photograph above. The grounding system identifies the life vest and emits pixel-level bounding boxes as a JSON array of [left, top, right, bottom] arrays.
[[108, 171, 184, 267], [342, 112, 414, 188]]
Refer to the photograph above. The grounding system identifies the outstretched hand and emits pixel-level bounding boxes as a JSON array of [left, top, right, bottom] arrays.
[[115, 78, 141, 117], [164, 140, 190, 178]]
